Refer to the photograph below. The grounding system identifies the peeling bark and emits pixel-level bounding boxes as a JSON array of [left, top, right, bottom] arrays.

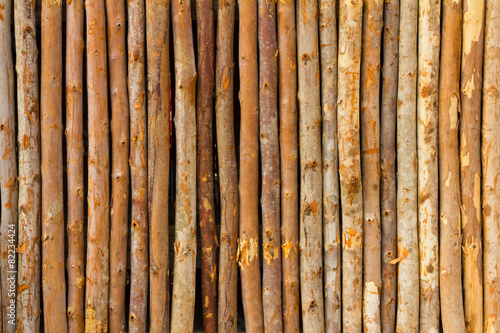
[[439, 0, 466, 332], [147, 0, 171, 331], [417, 1, 441, 332], [85, 0, 110, 329], [360, 0, 383, 331], [41, 0, 67, 329], [237, 0, 264, 331], [460, 1, 485, 331], [66, 0, 86, 329], [395, 0, 419, 332], [277, 1, 300, 332], [319, 1, 341, 331], [380, 0, 399, 331], [14, 0, 41, 328], [215, 1, 238, 332], [170, 0, 197, 331], [482, 1, 500, 331], [196, 1, 217, 331], [338, 0, 363, 331], [0, 0, 18, 330], [106, 0, 130, 330]]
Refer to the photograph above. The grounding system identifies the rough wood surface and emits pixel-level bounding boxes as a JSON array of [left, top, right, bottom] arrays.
[[395, 0, 419, 331], [215, 1, 238, 332], [319, 1, 340, 331], [338, 1, 363, 331], [417, 1, 441, 331], [106, 0, 130, 330], [66, 0, 86, 329], [360, 0, 383, 331], [0, 0, 18, 330], [439, 0, 466, 332], [40, 0, 67, 329], [237, 0, 264, 331], [147, 0, 171, 331], [380, 0, 399, 331], [196, 1, 218, 331], [482, 1, 500, 331], [14, 0, 42, 329], [460, 1, 485, 331], [170, 0, 198, 331], [85, 0, 110, 329]]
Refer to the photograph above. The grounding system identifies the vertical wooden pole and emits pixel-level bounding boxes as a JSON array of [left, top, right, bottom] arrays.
[[319, 1, 341, 331], [460, 0, 485, 331], [417, 1, 441, 331], [215, 1, 238, 332], [439, 0, 466, 331], [14, 0, 41, 329], [482, 1, 500, 331], [170, 0, 197, 331], [147, 0, 171, 331], [380, 0, 399, 331], [338, 0, 363, 331], [277, 1, 300, 332], [85, 0, 110, 329], [237, 0, 264, 331], [0, 0, 18, 330]]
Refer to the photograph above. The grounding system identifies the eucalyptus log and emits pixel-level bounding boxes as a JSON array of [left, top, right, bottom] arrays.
[[277, 2, 300, 332], [360, 0, 383, 331], [196, 1, 217, 331], [338, 0, 363, 331], [380, 0, 399, 331], [237, 0, 264, 331], [0, 0, 18, 330], [170, 0, 197, 331], [66, 0, 86, 329], [106, 0, 130, 330], [417, 1, 441, 331], [41, 0, 67, 329], [319, 1, 340, 331], [14, 0, 41, 328], [85, 0, 110, 328], [215, 1, 238, 332], [439, 0, 466, 331], [482, 0, 500, 331], [395, 0, 419, 331], [460, 1, 485, 331], [147, 0, 171, 331]]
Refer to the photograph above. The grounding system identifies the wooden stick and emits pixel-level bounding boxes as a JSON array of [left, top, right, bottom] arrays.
[[258, 0, 282, 331], [460, 0, 485, 331], [128, 0, 149, 330], [417, 1, 441, 331], [319, 1, 341, 331], [237, 0, 264, 331], [360, 0, 383, 331], [396, 1, 419, 332], [196, 1, 217, 331], [66, 0, 86, 329], [170, 0, 197, 331], [277, 1, 300, 332], [0, 0, 18, 330], [215, 1, 238, 332], [14, 0, 41, 329], [106, 0, 130, 330], [41, 0, 67, 329], [85, 0, 110, 328], [147, 0, 171, 331], [439, 0, 466, 331], [482, 1, 500, 331], [338, 1, 363, 331], [380, 0, 399, 331]]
